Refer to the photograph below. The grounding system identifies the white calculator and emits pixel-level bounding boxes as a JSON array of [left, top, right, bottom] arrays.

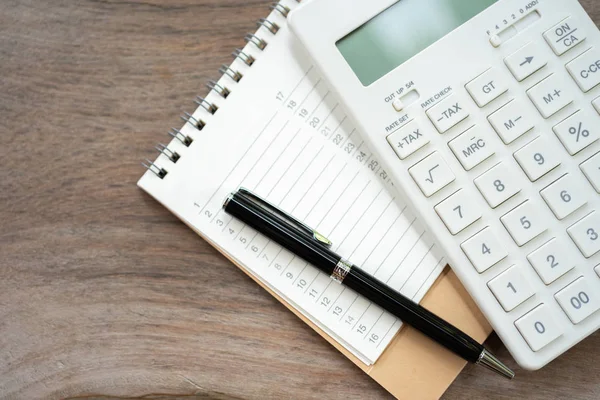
[[289, 0, 600, 370]]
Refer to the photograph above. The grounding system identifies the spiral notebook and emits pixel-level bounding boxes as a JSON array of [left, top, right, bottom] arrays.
[[138, 1, 491, 398]]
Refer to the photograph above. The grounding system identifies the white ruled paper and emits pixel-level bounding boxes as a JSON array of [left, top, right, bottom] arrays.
[[138, 0, 445, 365]]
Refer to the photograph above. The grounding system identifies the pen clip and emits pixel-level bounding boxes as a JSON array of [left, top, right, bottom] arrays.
[[237, 188, 333, 248]]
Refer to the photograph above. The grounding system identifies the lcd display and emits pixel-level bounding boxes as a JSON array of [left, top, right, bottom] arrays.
[[336, 0, 499, 86]]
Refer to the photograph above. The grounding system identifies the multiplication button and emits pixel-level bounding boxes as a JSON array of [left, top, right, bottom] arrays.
[[488, 100, 535, 144], [386, 119, 430, 160], [527, 74, 574, 118], [448, 126, 495, 170], [566, 48, 600, 92], [426, 94, 470, 133], [543, 16, 586, 56]]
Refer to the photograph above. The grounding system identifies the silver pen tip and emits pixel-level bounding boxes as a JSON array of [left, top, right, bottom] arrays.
[[477, 349, 515, 379]]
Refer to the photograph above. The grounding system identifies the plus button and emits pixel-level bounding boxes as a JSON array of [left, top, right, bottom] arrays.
[[553, 89, 562, 97]]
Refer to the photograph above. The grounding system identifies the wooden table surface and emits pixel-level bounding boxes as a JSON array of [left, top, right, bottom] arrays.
[[1, 1, 599, 399]]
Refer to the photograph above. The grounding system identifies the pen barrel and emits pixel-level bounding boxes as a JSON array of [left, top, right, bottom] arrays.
[[344, 266, 483, 363], [224, 194, 340, 273]]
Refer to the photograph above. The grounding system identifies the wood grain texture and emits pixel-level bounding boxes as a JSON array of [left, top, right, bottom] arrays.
[[0, 1, 598, 399]]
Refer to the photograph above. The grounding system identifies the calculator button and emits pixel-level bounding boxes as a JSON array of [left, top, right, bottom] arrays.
[[387, 119, 430, 160], [555, 277, 599, 324], [474, 163, 521, 208], [461, 228, 508, 273], [543, 17, 586, 56], [515, 304, 562, 352], [540, 175, 587, 220], [566, 48, 600, 92], [434, 190, 481, 235], [501, 201, 547, 246], [465, 68, 509, 107], [580, 152, 600, 193], [488, 100, 535, 144], [593, 97, 600, 114], [567, 212, 600, 257], [527, 74, 574, 118], [504, 43, 548, 81], [409, 152, 455, 197], [527, 239, 575, 285], [596, 265, 600, 278], [553, 110, 600, 155], [448, 126, 495, 170], [426, 94, 470, 133], [488, 265, 535, 312], [514, 137, 561, 181]]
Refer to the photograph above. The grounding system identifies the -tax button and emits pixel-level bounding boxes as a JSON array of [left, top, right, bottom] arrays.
[[426, 94, 470, 133]]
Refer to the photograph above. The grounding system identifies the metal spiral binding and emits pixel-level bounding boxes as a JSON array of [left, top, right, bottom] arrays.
[[180, 111, 205, 130], [257, 18, 280, 35], [244, 33, 268, 50], [195, 96, 218, 114], [168, 128, 194, 147], [207, 80, 230, 99], [232, 49, 255, 66], [143, 1, 294, 179], [269, 3, 290, 18], [142, 159, 168, 179], [219, 64, 243, 82], [155, 143, 181, 163]]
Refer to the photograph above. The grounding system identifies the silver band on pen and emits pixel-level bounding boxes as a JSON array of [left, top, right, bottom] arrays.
[[330, 259, 352, 284]]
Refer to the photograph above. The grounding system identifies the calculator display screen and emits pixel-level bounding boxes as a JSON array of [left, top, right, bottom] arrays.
[[336, 0, 498, 86]]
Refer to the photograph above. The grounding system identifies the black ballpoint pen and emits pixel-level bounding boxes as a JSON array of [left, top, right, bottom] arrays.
[[223, 188, 515, 379]]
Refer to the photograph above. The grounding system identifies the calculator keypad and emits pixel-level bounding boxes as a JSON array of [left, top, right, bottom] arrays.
[[383, 10, 600, 360]]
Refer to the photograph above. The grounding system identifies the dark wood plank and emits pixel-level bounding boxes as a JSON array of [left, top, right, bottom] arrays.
[[0, 1, 598, 399]]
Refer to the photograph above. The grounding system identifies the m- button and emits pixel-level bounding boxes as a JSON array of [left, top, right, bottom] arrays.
[[426, 94, 470, 133]]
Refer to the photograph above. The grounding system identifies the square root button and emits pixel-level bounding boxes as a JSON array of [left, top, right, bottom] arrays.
[[426, 93, 470, 133]]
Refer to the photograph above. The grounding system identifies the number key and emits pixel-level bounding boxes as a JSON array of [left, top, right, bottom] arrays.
[[461, 228, 508, 273], [501, 201, 547, 246], [527, 239, 575, 284], [555, 277, 600, 324], [514, 137, 561, 181], [567, 212, 600, 257], [434, 190, 481, 234], [488, 265, 535, 311], [540, 174, 587, 220], [474, 163, 522, 208], [515, 304, 562, 352]]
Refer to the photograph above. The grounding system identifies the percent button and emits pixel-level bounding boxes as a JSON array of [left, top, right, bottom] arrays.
[[553, 110, 600, 155]]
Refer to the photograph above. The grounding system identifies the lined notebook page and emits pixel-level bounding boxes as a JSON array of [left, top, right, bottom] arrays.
[[138, 0, 445, 365]]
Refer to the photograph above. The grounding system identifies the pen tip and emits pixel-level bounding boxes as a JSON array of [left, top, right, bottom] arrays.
[[477, 349, 515, 380]]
